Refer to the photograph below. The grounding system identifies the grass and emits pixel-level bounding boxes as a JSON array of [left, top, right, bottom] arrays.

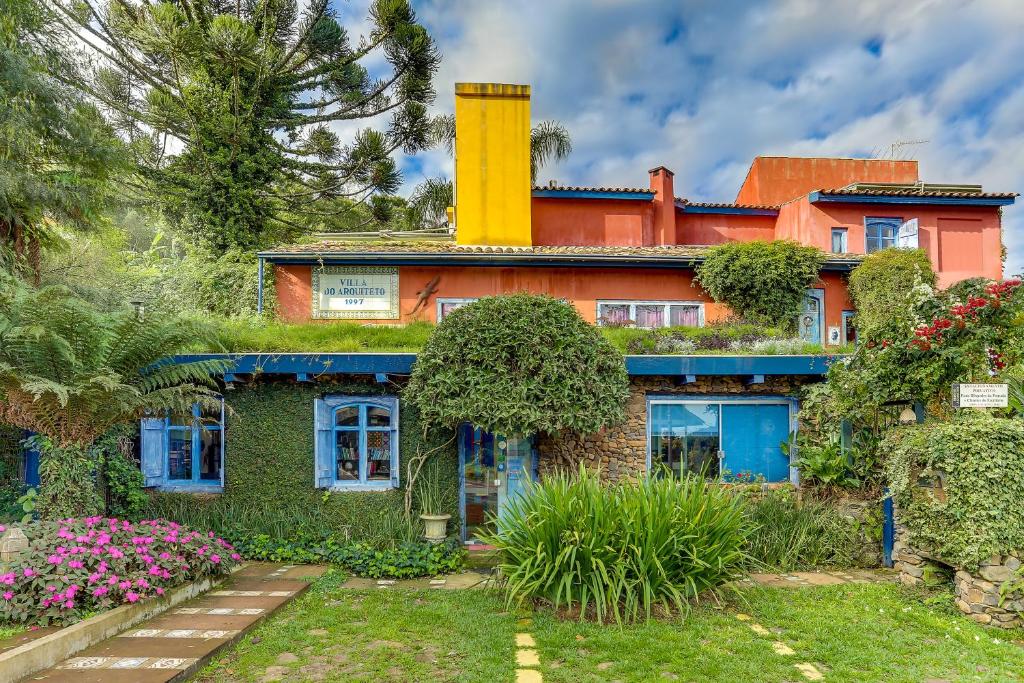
[[0, 623, 27, 640], [197, 574, 1024, 682], [203, 317, 844, 355]]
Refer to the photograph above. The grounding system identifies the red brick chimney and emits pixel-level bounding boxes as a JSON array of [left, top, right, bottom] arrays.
[[649, 166, 675, 245]]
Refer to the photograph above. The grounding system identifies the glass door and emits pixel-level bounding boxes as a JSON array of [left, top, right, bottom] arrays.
[[460, 426, 535, 543]]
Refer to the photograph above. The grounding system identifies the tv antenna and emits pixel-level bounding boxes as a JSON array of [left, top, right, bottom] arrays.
[[875, 139, 929, 160]]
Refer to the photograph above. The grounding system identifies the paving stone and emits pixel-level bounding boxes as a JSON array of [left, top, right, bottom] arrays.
[[516, 648, 540, 666], [276, 652, 299, 663], [596, 662, 614, 670], [749, 624, 771, 636], [516, 633, 536, 647], [772, 641, 796, 656], [516, 669, 543, 683], [795, 662, 824, 681], [308, 628, 329, 636], [734, 613, 752, 621], [792, 572, 846, 586]]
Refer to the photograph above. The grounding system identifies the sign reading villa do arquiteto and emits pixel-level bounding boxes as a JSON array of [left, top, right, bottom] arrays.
[[312, 266, 399, 319], [952, 383, 1009, 409]]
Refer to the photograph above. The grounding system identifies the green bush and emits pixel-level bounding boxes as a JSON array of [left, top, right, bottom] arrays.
[[228, 533, 464, 579], [694, 240, 825, 327], [847, 248, 936, 344], [884, 412, 1024, 568], [742, 489, 875, 571], [482, 467, 748, 623], [408, 294, 629, 435], [93, 426, 147, 518]]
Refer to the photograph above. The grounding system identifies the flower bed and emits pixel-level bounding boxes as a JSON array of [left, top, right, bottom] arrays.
[[0, 518, 241, 626]]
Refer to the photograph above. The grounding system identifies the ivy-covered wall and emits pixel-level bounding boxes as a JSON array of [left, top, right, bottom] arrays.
[[143, 377, 459, 546]]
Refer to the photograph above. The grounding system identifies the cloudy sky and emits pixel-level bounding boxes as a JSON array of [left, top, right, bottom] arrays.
[[341, 0, 1024, 274]]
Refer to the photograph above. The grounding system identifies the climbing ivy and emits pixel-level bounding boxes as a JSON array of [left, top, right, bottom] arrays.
[[883, 413, 1024, 568]]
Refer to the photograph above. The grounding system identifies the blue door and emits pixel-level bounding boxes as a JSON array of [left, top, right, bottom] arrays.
[[458, 425, 536, 542], [799, 289, 823, 344], [721, 404, 791, 482]]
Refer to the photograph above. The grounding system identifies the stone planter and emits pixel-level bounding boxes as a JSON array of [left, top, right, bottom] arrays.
[[420, 513, 451, 544]]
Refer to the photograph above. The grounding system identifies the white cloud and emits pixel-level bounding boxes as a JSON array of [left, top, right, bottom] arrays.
[[362, 0, 1024, 273]]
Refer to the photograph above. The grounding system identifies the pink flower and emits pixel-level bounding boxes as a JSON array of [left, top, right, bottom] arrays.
[[159, 552, 171, 560], [210, 554, 221, 564], [118, 580, 132, 590], [67, 560, 84, 569], [22, 568, 34, 578], [135, 579, 149, 589], [124, 592, 139, 603], [2, 591, 13, 600], [155, 587, 164, 596], [148, 566, 162, 576], [92, 587, 108, 597], [47, 555, 63, 565], [230, 553, 241, 561], [64, 600, 74, 609], [45, 585, 57, 593], [107, 576, 118, 585]]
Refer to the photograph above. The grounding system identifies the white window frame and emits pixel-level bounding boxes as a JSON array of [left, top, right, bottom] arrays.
[[595, 300, 705, 329], [831, 228, 848, 253], [436, 297, 479, 321]]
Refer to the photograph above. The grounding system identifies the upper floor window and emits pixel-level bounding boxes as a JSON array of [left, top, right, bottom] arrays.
[[865, 217, 900, 253], [141, 399, 225, 492], [831, 228, 848, 253], [437, 298, 478, 321], [596, 300, 704, 328], [314, 396, 399, 490]]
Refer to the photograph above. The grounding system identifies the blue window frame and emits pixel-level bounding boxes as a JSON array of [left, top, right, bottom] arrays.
[[646, 395, 799, 484], [865, 217, 901, 253], [314, 396, 399, 490], [140, 399, 225, 492], [831, 228, 848, 253], [842, 310, 857, 345]]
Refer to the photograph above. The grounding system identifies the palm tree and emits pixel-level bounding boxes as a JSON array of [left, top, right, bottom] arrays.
[[0, 274, 225, 517], [406, 114, 573, 229]]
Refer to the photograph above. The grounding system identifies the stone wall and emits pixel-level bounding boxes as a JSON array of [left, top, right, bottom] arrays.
[[894, 520, 1023, 629], [536, 374, 806, 482]]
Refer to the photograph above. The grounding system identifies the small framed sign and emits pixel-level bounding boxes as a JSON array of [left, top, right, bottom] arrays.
[[312, 266, 399, 319], [952, 383, 1008, 409]]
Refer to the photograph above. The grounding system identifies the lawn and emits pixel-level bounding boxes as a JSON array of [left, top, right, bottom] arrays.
[[197, 574, 1024, 682]]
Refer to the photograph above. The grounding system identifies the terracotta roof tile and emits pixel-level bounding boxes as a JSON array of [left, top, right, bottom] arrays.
[[532, 185, 654, 194], [816, 188, 1018, 199], [675, 199, 780, 210]]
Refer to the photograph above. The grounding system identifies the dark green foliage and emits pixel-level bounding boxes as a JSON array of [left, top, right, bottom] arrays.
[[93, 426, 147, 518], [30, 437, 103, 519], [407, 294, 629, 436], [694, 240, 826, 327], [53, 0, 441, 251], [883, 413, 1024, 568], [847, 249, 936, 344], [231, 535, 464, 579], [142, 380, 459, 548], [0, 0, 124, 274], [482, 467, 748, 623], [742, 489, 878, 571]]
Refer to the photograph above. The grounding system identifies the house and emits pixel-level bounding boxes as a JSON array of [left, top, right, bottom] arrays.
[[138, 83, 1013, 544]]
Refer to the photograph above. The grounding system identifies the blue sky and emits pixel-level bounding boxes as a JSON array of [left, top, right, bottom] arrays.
[[336, 0, 1024, 275]]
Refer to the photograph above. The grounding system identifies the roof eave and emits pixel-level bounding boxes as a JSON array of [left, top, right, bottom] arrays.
[[531, 189, 655, 200], [808, 191, 1016, 207]]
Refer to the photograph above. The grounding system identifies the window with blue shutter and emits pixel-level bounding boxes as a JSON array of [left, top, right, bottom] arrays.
[[314, 396, 400, 490], [865, 217, 901, 253], [139, 399, 225, 492]]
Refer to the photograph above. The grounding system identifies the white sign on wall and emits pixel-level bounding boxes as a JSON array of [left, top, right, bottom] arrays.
[[311, 266, 399, 319], [952, 383, 1008, 409]]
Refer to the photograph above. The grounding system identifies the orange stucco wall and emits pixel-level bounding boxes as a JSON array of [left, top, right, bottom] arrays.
[[531, 197, 653, 246], [274, 263, 854, 338], [676, 213, 777, 245], [775, 197, 1003, 287], [736, 157, 920, 206]]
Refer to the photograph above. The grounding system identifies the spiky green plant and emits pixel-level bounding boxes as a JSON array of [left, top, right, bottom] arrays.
[[481, 466, 748, 624], [0, 274, 225, 516]]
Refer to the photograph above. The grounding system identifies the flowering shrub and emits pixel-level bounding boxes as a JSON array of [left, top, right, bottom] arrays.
[[0, 518, 241, 626]]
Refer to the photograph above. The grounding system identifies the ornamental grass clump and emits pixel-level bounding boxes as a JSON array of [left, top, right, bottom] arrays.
[[0, 518, 241, 626], [482, 467, 748, 623]]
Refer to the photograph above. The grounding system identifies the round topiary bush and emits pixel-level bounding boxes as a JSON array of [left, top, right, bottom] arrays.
[[847, 248, 936, 344], [694, 240, 825, 327], [407, 293, 629, 435]]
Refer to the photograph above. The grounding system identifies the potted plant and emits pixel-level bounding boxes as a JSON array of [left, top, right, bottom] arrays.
[[417, 474, 451, 544]]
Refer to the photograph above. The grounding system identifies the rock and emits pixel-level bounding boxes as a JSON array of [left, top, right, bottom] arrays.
[[901, 563, 925, 579], [596, 662, 614, 671], [955, 599, 972, 615], [261, 666, 288, 682], [308, 629, 329, 637], [980, 565, 1011, 583], [969, 612, 993, 625], [1006, 556, 1021, 572], [276, 653, 299, 664]]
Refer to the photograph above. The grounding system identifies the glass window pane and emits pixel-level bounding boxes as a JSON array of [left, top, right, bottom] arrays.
[[367, 406, 391, 427], [669, 305, 700, 327], [336, 430, 360, 480], [335, 406, 359, 426], [649, 403, 720, 478], [598, 304, 631, 326], [635, 305, 665, 329], [366, 431, 392, 481], [831, 229, 847, 253], [198, 428, 221, 481], [167, 428, 192, 481]]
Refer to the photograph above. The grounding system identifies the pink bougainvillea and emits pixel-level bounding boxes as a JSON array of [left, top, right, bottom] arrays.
[[0, 518, 240, 626]]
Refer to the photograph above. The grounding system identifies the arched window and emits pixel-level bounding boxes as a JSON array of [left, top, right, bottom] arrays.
[[314, 396, 399, 489]]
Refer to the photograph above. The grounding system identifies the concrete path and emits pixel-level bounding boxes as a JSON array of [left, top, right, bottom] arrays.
[[24, 562, 325, 683], [743, 568, 896, 588]]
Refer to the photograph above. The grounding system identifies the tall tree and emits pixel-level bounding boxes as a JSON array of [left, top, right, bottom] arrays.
[[0, 0, 123, 281], [49, 0, 441, 252]]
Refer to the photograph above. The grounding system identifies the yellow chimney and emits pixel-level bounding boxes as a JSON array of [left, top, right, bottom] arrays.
[[454, 83, 532, 247]]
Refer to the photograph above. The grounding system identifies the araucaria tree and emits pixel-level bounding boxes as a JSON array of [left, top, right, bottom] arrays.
[[0, 275, 225, 518], [50, 0, 441, 252], [407, 294, 629, 436]]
